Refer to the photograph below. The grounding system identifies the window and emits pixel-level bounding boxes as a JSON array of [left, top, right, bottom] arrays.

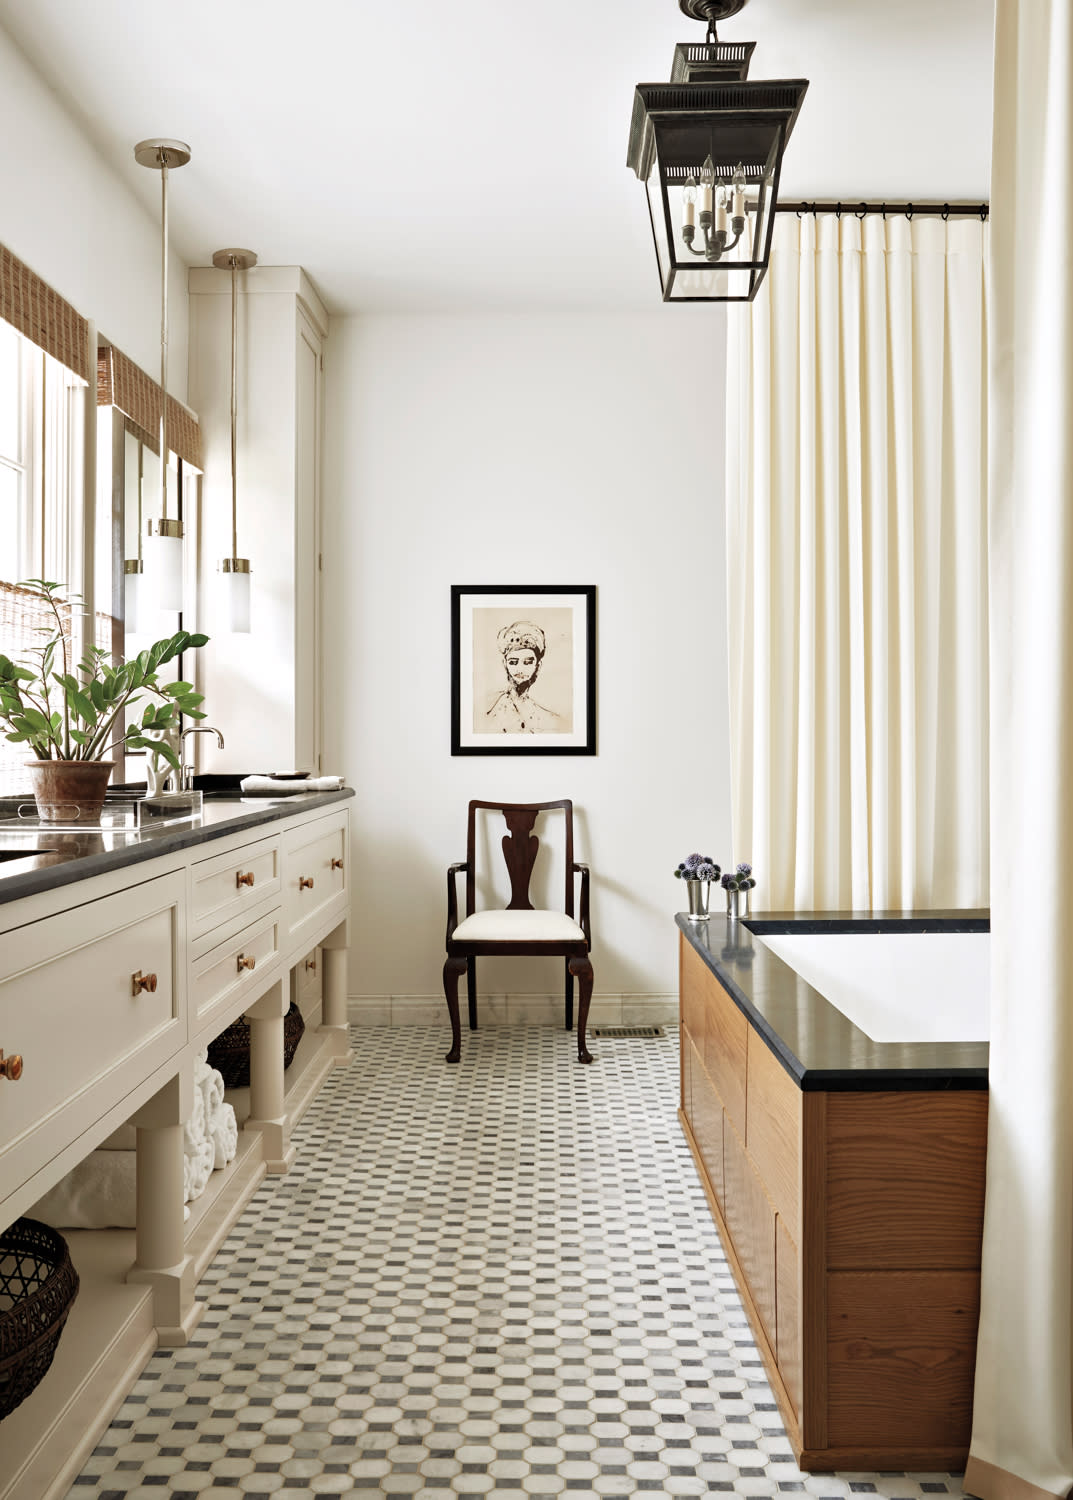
[[0, 316, 86, 794]]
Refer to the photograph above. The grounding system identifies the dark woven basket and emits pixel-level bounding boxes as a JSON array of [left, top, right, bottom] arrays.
[[0, 1217, 79, 1420], [206, 1000, 306, 1090]]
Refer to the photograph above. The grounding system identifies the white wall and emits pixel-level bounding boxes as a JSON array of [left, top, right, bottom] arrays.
[[0, 22, 187, 390], [322, 312, 732, 1024]]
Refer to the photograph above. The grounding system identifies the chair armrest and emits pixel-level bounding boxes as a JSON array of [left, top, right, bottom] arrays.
[[446, 861, 468, 942], [572, 862, 591, 945]]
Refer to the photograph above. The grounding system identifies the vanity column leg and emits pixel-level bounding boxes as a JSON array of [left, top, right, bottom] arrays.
[[128, 1071, 202, 1346], [321, 918, 353, 1064], [245, 979, 294, 1174]]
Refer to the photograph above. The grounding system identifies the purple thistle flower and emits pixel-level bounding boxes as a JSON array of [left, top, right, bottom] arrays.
[[683, 853, 703, 872], [695, 861, 718, 881], [737, 862, 752, 876]]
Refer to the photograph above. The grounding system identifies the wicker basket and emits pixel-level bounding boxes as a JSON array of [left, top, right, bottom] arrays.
[[206, 1000, 306, 1090], [0, 1217, 79, 1420]]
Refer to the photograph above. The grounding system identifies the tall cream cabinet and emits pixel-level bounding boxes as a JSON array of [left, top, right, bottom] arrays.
[[187, 265, 327, 777]]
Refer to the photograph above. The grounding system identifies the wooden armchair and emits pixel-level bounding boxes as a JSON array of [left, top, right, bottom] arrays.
[[443, 799, 594, 1064]]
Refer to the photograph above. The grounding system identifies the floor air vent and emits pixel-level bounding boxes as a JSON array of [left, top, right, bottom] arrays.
[[590, 1025, 665, 1039]]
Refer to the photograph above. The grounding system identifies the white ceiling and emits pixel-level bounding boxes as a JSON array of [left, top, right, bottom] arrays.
[[0, 0, 994, 316]]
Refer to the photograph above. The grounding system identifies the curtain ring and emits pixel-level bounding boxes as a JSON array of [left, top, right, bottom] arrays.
[[881, 202, 887, 220], [941, 203, 950, 221], [980, 203, 988, 221], [906, 203, 914, 220], [796, 203, 803, 218], [855, 202, 867, 219], [836, 201, 842, 219]]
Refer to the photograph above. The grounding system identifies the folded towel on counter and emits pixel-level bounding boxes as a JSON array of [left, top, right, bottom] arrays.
[[239, 774, 344, 796]]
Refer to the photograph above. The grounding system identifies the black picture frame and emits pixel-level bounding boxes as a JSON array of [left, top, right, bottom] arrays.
[[451, 585, 597, 756]]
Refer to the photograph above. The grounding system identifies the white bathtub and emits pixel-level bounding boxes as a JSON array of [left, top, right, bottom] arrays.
[[754, 929, 990, 1043]]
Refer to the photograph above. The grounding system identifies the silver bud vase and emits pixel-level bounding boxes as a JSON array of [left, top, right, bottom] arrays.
[[725, 886, 751, 921], [685, 878, 710, 921]]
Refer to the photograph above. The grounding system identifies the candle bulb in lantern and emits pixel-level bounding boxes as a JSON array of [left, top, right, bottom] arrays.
[[732, 162, 746, 221], [683, 176, 696, 230]]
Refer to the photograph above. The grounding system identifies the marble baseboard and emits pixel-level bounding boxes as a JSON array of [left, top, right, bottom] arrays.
[[348, 995, 679, 1028]]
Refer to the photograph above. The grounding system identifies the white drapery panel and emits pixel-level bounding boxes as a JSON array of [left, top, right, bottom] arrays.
[[965, 5, 1073, 1497], [725, 213, 989, 911]]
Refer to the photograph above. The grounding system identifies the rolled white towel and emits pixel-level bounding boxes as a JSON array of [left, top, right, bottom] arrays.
[[184, 1135, 215, 1204], [200, 1063, 225, 1119], [210, 1102, 238, 1168], [183, 1081, 208, 1158], [239, 774, 344, 796]]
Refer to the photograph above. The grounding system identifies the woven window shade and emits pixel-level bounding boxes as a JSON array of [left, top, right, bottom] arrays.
[[97, 344, 202, 471], [0, 244, 90, 384]]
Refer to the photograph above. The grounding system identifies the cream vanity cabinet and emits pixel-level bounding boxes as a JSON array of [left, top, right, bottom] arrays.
[[0, 791, 352, 1500]]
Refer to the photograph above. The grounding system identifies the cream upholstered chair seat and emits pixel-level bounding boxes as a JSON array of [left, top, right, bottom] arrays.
[[443, 799, 594, 1065], [452, 909, 586, 943]]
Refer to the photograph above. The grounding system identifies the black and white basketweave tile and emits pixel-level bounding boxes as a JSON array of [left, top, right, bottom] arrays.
[[69, 1025, 973, 1499]]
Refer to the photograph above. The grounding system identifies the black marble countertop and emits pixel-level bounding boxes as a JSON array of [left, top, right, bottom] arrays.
[[677, 908, 990, 1092], [0, 781, 355, 907]]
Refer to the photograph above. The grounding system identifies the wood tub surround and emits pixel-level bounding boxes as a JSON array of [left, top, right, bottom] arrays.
[[677, 913, 989, 1473]]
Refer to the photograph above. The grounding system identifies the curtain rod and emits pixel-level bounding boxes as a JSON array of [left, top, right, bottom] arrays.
[[777, 200, 989, 220]]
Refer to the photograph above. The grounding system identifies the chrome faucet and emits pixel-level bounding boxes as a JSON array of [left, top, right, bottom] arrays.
[[179, 725, 225, 792]]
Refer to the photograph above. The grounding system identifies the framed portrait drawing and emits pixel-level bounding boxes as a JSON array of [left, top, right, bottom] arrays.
[[451, 585, 596, 755]]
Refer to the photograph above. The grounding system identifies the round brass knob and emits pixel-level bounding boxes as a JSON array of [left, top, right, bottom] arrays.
[[331, 858, 344, 871], [304, 957, 317, 974], [236, 870, 255, 888], [237, 953, 256, 972], [132, 971, 158, 995], [0, 1050, 23, 1081], [299, 876, 314, 890]]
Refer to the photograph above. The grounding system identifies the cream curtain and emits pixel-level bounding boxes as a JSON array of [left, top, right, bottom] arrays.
[[725, 212, 989, 911], [965, 5, 1073, 1497]]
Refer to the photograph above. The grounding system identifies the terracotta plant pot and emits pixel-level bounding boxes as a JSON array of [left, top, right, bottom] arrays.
[[27, 761, 114, 824]]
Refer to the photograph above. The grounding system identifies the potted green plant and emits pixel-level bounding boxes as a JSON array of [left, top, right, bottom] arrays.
[[0, 579, 209, 823]]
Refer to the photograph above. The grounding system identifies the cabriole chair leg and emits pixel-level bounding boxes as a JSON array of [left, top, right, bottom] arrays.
[[570, 955, 594, 1064], [443, 956, 467, 1063]]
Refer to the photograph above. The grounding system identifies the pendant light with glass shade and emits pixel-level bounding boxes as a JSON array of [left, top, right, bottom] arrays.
[[212, 248, 256, 633], [134, 137, 190, 612]]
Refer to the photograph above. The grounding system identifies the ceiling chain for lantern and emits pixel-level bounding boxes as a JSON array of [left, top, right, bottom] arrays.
[[627, 0, 808, 301]]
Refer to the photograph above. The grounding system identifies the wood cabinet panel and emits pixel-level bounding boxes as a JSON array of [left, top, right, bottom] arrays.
[[776, 1214, 802, 1423], [826, 1093, 987, 1270], [723, 1117, 776, 1347], [826, 1270, 979, 1450], [687, 1039, 724, 1208], [680, 938, 747, 1137], [679, 934, 707, 1048], [746, 1029, 802, 1244]]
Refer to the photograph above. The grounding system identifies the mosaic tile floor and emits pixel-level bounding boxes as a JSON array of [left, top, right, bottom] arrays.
[[69, 1025, 972, 1499]]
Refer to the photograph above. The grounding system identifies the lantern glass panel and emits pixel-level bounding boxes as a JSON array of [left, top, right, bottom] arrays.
[[647, 114, 784, 301]]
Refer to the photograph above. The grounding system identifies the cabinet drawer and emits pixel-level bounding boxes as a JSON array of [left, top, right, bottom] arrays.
[[190, 833, 281, 940], [192, 909, 282, 1042], [282, 814, 347, 943], [0, 873, 184, 1193]]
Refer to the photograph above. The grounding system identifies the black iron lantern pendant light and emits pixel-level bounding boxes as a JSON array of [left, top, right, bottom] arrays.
[[628, 0, 808, 301]]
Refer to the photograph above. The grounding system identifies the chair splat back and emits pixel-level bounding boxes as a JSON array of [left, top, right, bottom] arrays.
[[465, 798, 575, 918]]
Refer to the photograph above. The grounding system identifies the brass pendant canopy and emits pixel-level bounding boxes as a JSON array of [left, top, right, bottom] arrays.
[[628, 2, 807, 302]]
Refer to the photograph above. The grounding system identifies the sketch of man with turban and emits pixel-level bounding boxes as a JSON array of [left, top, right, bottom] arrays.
[[485, 620, 562, 733]]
